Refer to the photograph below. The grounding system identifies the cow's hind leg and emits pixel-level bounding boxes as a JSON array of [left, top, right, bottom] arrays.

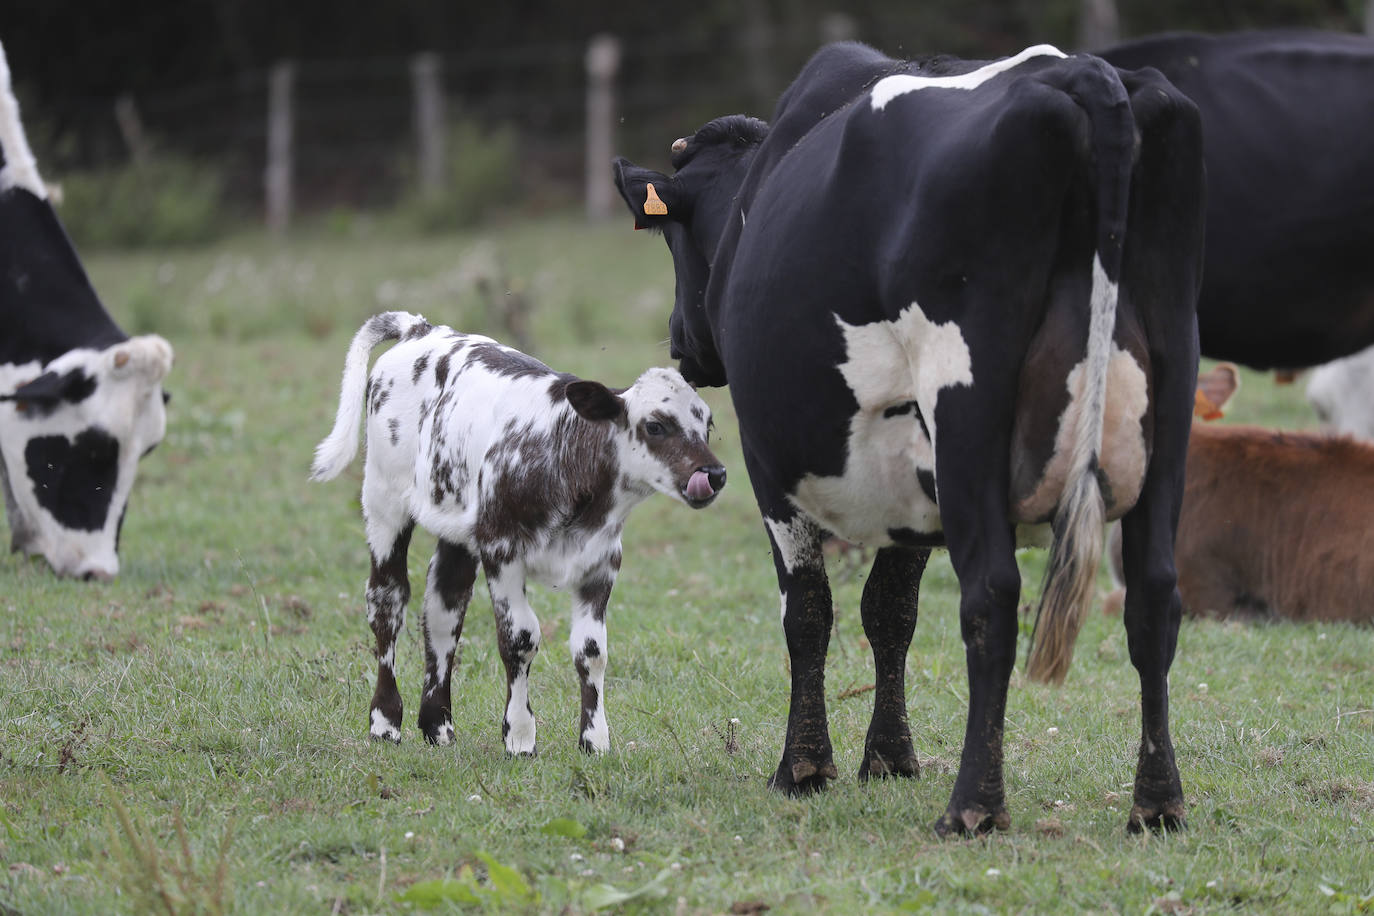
[[417, 539, 478, 745], [763, 510, 839, 796], [858, 545, 929, 781], [571, 554, 619, 754], [486, 561, 542, 756], [363, 520, 415, 743], [1116, 73, 1202, 834], [929, 414, 1021, 836]]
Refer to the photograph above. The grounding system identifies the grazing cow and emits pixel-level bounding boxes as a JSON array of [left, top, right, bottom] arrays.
[[1307, 344, 1374, 440], [0, 41, 172, 580], [1098, 30, 1374, 369], [614, 41, 1205, 835], [1108, 364, 1374, 624], [311, 312, 725, 753]]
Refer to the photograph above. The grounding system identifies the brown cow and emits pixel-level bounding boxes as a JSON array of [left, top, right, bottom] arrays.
[[1106, 364, 1374, 623]]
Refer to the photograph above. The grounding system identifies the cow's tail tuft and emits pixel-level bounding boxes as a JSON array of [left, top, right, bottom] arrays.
[[1026, 58, 1133, 685], [310, 311, 427, 481]]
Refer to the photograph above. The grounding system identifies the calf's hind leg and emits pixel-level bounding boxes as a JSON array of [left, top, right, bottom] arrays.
[[363, 517, 415, 743], [417, 540, 478, 745]]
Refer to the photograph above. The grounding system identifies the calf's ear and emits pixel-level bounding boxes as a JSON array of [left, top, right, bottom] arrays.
[[612, 159, 683, 230], [566, 380, 627, 423], [1194, 362, 1241, 421]]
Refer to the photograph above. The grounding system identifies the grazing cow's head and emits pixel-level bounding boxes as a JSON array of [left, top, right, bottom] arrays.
[[566, 367, 725, 508], [612, 116, 769, 388], [0, 335, 173, 580], [1, 41, 173, 579]]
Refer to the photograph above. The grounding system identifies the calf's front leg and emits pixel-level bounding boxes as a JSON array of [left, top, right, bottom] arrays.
[[570, 556, 619, 753], [486, 561, 542, 755]]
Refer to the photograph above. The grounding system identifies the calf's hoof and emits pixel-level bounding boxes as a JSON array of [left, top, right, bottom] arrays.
[[1127, 801, 1187, 835], [934, 805, 1010, 838], [369, 709, 402, 743], [420, 721, 454, 746], [768, 755, 839, 797], [418, 706, 454, 746]]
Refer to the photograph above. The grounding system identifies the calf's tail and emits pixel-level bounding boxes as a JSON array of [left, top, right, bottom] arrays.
[[310, 311, 429, 481], [1025, 58, 1134, 685]]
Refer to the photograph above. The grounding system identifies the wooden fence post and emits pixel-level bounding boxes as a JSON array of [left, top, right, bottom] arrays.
[[265, 60, 294, 234], [819, 13, 857, 45], [1078, 0, 1120, 48], [585, 33, 621, 222], [742, 0, 775, 112], [411, 52, 445, 200], [114, 94, 150, 167]]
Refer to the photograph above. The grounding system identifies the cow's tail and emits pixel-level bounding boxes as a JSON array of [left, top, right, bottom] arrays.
[[1025, 59, 1134, 685], [310, 311, 428, 481]]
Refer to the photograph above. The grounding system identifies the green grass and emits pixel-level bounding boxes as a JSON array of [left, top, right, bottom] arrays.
[[2, 214, 1371, 914]]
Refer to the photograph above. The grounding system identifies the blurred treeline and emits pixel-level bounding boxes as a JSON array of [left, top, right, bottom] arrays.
[[0, 0, 1364, 246]]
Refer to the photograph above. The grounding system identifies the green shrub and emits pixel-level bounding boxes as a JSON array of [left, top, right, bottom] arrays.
[[403, 120, 519, 233], [56, 154, 228, 249]]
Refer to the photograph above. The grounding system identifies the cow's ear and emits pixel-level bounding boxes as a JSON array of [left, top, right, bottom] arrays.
[[612, 159, 684, 231], [566, 380, 627, 423], [111, 334, 174, 382], [0, 369, 95, 409]]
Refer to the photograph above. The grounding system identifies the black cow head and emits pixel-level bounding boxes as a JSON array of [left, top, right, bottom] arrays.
[[613, 115, 769, 388]]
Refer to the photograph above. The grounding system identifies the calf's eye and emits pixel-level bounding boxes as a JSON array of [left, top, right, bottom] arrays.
[[645, 421, 666, 437]]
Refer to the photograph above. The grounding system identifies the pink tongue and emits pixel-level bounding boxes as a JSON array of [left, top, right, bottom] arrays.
[[686, 470, 714, 501]]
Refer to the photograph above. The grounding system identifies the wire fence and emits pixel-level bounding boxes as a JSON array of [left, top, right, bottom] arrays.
[[57, 21, 863, 226]]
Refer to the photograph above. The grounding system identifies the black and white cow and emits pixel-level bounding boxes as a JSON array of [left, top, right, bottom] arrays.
[[312, 311, 725, 753], [1099, 30, 1374, 370], [0, 40, 172, 580], [615, 42, 1204, 835]]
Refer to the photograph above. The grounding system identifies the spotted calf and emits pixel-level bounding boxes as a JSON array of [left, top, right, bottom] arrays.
[[312, 311, 725, 753]]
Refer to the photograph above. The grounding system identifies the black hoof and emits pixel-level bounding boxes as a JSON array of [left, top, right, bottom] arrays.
[[934, 806, 1010, 838]]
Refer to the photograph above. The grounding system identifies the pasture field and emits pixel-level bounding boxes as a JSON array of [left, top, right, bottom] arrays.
[[2, 214, 1372, 914]]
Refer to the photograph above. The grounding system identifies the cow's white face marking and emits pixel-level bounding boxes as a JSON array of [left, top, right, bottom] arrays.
[[0, 335, 172, 578], [790, 301, 972, 545], [870, 44, 1069, 111], [0, 42, 46, 197]]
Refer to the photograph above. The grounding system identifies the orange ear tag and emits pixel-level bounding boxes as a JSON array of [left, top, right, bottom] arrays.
[[1193, 388, 1224, 422], [643, 183, 668, 217]]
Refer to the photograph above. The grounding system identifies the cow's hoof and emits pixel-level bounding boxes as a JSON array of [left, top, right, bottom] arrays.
[[768, 756, 839, 796], [1126, 802, 1187, 835], [858, 748, 920, 782], [933, 805, 1010, 838]]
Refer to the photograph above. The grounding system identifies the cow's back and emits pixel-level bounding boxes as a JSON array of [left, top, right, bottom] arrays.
[[1099, 30, 1374, 368]]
